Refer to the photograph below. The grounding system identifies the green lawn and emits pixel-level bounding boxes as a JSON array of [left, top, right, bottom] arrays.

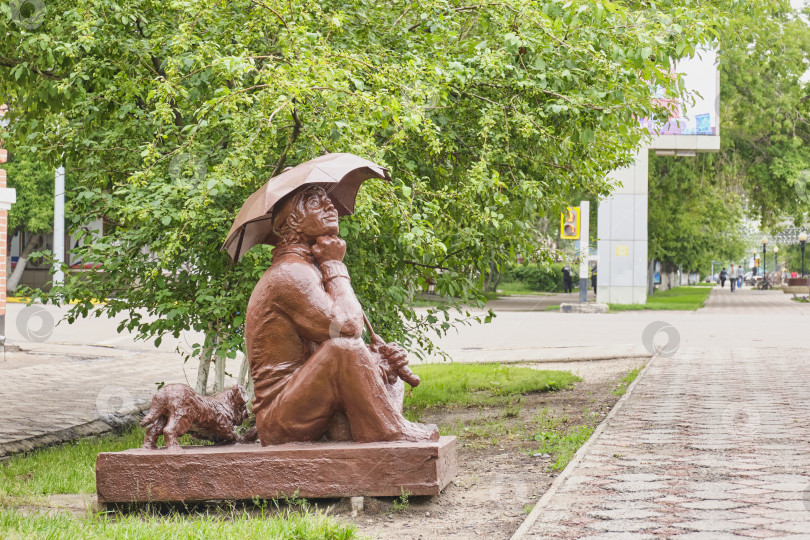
[[609, 286, 712, 312], [0, 506, 357, 540], [404, 363, 580, 420], [496, 281, 556, 295]]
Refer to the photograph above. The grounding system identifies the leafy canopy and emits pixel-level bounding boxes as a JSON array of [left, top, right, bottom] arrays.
[[0, 0, 761, 361]]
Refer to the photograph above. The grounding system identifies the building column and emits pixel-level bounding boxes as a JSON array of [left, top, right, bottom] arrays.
[[596, 147, 650, 305]]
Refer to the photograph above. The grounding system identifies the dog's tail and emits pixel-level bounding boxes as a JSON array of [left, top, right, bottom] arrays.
[[140, 405, 164, 427]]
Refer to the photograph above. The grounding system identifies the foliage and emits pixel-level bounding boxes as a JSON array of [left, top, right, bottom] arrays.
[[391, 488, 410, 514], [716, 3, 810, 228], [608, 285, 711, 311], [0, 0, 768, 367], [502, 262, 567, 293], [4, 151, 54, 237], [404, 363, 579, 419], [648, 155, 747, 276], [780, 243, 807, 275]]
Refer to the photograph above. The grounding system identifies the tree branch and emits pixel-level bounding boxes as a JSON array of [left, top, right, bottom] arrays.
[[249, 0, 289, 29], [270, 106, 302, 178], [0, 56, 63, 80]]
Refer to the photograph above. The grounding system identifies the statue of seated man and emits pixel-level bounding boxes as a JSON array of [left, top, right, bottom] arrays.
[[245, 185, 439, 445]]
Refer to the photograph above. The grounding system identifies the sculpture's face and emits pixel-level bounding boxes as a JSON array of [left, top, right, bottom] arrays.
[[298, 195, 339, 241]]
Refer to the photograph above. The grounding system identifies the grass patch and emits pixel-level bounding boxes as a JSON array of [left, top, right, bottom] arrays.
[[609, 286, 712, 312], [0, 428, 218, 500], [0, 429, 145, 499], [496, 281, 551, 295], [528, 409, 594, 471], [531, 425, 594, 471], [444, 415, 525, 446], [612, 366, 644, 396], [404, 363, 580, 420], [0, 505, 357, 540]]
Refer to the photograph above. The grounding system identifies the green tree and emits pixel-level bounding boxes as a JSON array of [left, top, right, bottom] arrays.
[[0, 0, 773, 390], [648, 0, 807, 279], [649, 154, 747, 278], [718, 3, 810, 227], [4, 152, 54, 292]]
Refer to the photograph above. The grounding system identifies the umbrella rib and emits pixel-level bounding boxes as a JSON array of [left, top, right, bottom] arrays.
[[234, 224, 246, 262]]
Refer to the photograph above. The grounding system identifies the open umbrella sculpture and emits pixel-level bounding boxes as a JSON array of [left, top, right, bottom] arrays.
[[221, 153, 390, 262]]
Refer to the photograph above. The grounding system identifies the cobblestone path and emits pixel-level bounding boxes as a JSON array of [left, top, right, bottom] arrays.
[[0, 346, 241, 453], [515, 346, 810, 539]]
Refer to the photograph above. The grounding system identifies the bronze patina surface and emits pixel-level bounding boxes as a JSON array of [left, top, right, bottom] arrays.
[[140, 384, 250, 450], [245, 185, 438, 445]]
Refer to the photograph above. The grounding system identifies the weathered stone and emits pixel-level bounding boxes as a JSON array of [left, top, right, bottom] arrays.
[[96, 436, 456, 504], [559, 303, 610, 314]]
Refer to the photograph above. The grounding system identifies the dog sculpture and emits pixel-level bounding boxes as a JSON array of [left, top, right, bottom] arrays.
[[141, 384, 250, 450]]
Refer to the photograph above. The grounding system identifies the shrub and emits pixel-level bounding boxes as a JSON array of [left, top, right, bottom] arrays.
[[502, 263, 567, 292]]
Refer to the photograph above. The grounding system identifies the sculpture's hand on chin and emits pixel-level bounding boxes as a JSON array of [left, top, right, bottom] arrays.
[[312, 235, 346, 263]]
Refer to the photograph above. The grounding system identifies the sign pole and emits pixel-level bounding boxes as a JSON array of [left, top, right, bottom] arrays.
[[0, 104, 17, 350], [53, 166, 65, 285], [579, 200, 590, 303]]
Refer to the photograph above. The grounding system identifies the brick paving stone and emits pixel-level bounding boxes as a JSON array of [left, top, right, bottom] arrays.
[[0, 347, 241, 456], [517, 347, 810, 538]]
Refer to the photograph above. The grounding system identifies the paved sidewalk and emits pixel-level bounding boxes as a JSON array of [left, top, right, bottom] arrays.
[[0, 343, 240, 458], [702, 286, 802, 313], [514, 346, 810, 539]]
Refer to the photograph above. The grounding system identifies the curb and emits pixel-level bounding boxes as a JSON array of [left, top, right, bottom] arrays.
[[462, 353, 651, 365], [510, 354, 659, 539], [0, 406, 147, 462]]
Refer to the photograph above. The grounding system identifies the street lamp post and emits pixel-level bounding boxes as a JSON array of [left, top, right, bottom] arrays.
[[762, 236, 768, 277], [773, 246, 779, 274], [800, 232, 808, 277]]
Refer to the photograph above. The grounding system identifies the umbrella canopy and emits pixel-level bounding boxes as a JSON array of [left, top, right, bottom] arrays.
[[222, 153, 390, 262]]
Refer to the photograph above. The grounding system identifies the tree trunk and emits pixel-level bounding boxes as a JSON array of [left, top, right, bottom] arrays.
[[213, 352, 225, 393], [246, 372, 255, 413], [483, 261, 493, 292], [237, 352, 249, 387], [195, 324, 216, 395], [8, 233, 43, 293], [492, 271, 502, 292]]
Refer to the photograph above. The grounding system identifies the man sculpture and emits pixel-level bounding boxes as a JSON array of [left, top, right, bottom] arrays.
[[245, 185, 439, 445]]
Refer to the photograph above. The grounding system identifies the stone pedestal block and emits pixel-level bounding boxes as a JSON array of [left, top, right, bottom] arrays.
[[96, 436, 456, 504], [560, 303, 609, 314]]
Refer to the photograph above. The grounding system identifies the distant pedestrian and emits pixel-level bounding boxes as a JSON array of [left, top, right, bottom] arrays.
[[720, 267, 728, 288], [562, 266, 573, 293], [737, 266, 744, 289], [591, 265, 598, 295], [729, 264, 737, 292]]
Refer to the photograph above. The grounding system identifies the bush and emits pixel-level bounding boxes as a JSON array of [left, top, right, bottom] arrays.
[[502, 263, 567, 292]]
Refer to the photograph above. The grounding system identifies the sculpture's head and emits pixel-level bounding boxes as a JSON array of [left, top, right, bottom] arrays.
[[273, 186, 339, 245], [223, 384, 250, 424]]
